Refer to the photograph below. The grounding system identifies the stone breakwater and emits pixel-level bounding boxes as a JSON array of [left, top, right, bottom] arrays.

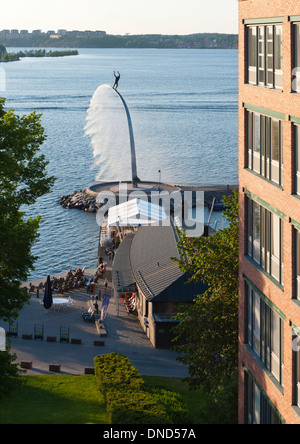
[[59, 184, 239, 214], [59, 189, 100, 213]]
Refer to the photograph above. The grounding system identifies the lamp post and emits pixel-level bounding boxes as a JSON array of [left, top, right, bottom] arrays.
[[158, 169, 161, 193]]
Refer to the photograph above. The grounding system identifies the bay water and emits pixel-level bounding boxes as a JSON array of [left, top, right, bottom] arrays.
[[2, 48, 238, 280]]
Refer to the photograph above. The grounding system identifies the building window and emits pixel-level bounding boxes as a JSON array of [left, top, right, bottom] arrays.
[[247, 110, 283, 186], [295, 228, 300, 301], [293, 24, 300, 92], [294, 125, 300, 195], [293, 330, 300, 408], [246, 284, 284, 386], [248, 26, 257, 84], [246, 372, 283, 424], [247, 25, 283, 90], [293, 332, 300, 408], [247, 198, 283, 285]]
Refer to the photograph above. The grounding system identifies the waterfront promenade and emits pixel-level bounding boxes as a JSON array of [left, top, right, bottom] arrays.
[[2, 259, 188, 378]]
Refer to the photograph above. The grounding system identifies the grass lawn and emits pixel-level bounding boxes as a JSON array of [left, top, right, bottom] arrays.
[[143, 375, 210, 424], [0, 374, 208, 424], [0, 375, 108, 424]]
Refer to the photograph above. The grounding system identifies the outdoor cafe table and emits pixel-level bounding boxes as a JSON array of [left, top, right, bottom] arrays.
[[52, 298, 70, 310]]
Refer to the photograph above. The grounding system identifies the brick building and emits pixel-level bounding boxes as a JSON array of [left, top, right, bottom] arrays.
[[238, 0, 300, 424]]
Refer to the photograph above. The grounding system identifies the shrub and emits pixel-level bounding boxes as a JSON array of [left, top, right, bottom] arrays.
[[106, 389, 169, 424], [94, 353, 192, 424], [94, 353, 144, 401], [145, 386, 192, 424], [0, 347, 25, 399]]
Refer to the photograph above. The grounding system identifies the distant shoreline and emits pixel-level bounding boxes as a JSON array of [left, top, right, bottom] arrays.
[[0, 49, 79, 62], [0, 32, 238, 50]]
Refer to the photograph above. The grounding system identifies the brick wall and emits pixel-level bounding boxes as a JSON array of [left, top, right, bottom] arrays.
[[238, 0, 300, 424]]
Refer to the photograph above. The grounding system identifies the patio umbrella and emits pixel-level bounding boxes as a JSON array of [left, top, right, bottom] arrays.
[[43, 275, 53, 309]]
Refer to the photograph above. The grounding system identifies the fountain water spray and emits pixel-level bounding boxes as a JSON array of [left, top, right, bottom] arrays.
[[85, 84, 139, 186]]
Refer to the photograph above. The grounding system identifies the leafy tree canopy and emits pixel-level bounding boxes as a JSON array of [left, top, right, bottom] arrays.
[[0, 98, 55, 321], [172, 190, 239, 392]]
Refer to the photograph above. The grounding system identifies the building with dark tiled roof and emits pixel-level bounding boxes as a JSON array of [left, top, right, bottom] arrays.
[[112, 222, 207, 348]]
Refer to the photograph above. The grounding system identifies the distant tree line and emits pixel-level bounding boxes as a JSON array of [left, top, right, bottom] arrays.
[[17, 49, 79, 57], [0, 47, 78, 62], [0, 33, 238, 49]]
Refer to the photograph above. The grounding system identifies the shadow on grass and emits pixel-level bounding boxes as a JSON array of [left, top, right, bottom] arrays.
[[0, 375, 109, 424]]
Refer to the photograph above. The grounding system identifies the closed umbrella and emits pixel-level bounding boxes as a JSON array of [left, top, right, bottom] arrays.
[[43, 275, 53, 309]]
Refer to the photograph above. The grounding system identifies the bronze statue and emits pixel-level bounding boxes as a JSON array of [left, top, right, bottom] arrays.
[[113, 71, 121, 89]]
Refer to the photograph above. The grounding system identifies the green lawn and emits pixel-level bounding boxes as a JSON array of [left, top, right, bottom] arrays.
[[0, 375, 108, 424], [0, 374, 208, 424], [143, 375, 210, 424]]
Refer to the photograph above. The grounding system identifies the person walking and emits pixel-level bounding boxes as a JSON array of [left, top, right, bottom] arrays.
[[104, 277, 108, 290]]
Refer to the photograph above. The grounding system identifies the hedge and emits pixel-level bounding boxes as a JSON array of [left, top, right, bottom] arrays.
[[144, 386, 192, 424], [94, 353, 144, 400], [106, 389, 169, 424], [94, 353, 190, 424]]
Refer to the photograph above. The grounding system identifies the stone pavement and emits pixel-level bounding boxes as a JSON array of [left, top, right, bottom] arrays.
[[1, 266, 188, 378]]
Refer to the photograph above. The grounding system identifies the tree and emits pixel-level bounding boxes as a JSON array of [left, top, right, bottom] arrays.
[[172, 190, 239, 392], [0, 45, 6, 61], [0, 98, 55, 397], [0, 346, 25, 398], [0, 97, 55, 322]]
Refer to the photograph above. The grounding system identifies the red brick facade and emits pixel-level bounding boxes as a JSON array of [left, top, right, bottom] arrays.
[[239, 0, 300, 424]]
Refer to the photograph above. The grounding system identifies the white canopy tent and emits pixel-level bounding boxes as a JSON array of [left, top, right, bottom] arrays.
[[107, 198, 168, 227]]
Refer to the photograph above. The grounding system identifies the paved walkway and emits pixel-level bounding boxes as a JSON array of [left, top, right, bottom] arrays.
[[2, 264, 188, 378]]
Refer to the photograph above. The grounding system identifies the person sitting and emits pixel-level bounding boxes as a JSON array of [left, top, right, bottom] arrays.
[[62, 282, 68, 292], [67, 270, 73, 279], [87, 278, 94, 294], [93, 301, 99, 315], [82, 308, 95, 322], [29, 283, 35, 292]]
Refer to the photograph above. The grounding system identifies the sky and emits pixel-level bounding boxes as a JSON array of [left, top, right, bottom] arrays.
[[1, 0, 238, 35]]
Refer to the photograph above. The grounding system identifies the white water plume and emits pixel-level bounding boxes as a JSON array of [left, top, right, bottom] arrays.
[[85, 84, 132, 181]]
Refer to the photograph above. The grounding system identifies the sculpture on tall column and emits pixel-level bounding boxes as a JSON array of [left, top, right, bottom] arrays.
[[111, 86, 140, 187], [113, 71, 121, 90]]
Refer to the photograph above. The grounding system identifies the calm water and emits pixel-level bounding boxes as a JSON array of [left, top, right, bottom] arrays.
[[2, 48, 238, 280]]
